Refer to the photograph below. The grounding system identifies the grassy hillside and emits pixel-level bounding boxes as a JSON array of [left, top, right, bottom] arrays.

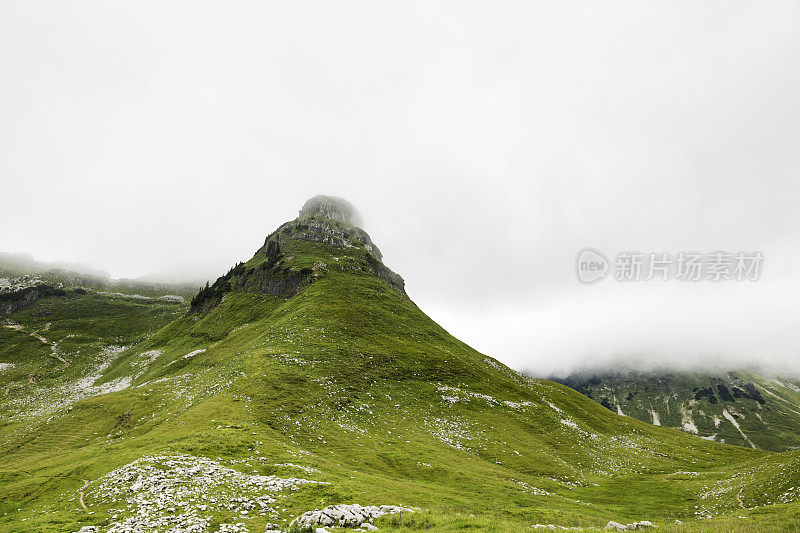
[[554, 371, 800, 451], [2, 216, 800, 532]]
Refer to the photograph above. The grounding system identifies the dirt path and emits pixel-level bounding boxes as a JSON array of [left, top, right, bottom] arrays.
[[49, 348, 68, 365], [737, 486, 747, 509], [78, 479, 89, 510], [4, 322, 68, 365], [31, 332, 68, 364]]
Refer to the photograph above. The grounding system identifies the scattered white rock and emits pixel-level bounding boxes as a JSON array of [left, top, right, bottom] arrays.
[[183, 349, 207, 359], [605, 521, 654, 530], [8, 345, 129, 420], [547, 402, 563, 414], [560, 419, 579, 430], [292, 504, 412, 529], [503, 400, 534, 409], [81, 454, 324, 533], [274, 463, 320, 474], [135, 350, 162, 366], [424, 416, 477, 450], [437, 384, 498, 405], [218, 524, 248, 532]]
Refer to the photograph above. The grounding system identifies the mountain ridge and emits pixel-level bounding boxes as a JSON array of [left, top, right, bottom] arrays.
[[553, 368, 800, 451]]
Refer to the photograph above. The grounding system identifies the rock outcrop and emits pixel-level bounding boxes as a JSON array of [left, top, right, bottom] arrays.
[[259, 217, 384, 262], [256, 196, 405, 294]]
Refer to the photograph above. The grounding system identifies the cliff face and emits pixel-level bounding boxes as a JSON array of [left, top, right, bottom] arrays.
[[0, 285, 67, 315]]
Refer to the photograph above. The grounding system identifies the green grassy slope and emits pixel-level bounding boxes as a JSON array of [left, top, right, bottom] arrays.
[[553, 371, 800, 451], [2, 218, 800, 532]]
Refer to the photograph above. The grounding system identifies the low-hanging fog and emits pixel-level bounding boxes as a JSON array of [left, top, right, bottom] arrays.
[[1, 2, 799, 376]]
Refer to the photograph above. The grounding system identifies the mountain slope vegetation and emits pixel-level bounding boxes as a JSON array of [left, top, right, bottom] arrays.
[[3, 198, 800, 532]]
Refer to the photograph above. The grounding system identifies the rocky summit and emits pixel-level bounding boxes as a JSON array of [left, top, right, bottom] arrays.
[[4, 196, 800, 532], [190, 196, 405, 312], [298, 194, 363, 227]]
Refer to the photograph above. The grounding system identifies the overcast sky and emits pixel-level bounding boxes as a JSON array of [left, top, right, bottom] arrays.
[[2, 2, 800, 375]]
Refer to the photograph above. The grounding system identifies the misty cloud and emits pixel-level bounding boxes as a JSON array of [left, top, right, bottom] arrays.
[[1, 1, 799, 375]]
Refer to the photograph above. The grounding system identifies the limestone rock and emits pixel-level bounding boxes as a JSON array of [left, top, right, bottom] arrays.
[[605, 521, 654, 530], [627, 522, 654, 530], [292, 504, 411, 529]]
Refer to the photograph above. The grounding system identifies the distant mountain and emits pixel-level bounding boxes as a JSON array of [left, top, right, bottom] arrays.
[[132, 265, 220, 287], [0, 252, 110, 279], [552, 369, 800, 451], [0, 252, 199, 312]]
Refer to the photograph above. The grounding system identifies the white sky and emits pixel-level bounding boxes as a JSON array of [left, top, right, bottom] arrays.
[[2, 1, 800, 375]]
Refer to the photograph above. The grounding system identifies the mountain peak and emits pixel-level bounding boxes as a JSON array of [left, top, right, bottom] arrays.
[[189, 195, 404, 312], [299, 195, 363, 227]]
